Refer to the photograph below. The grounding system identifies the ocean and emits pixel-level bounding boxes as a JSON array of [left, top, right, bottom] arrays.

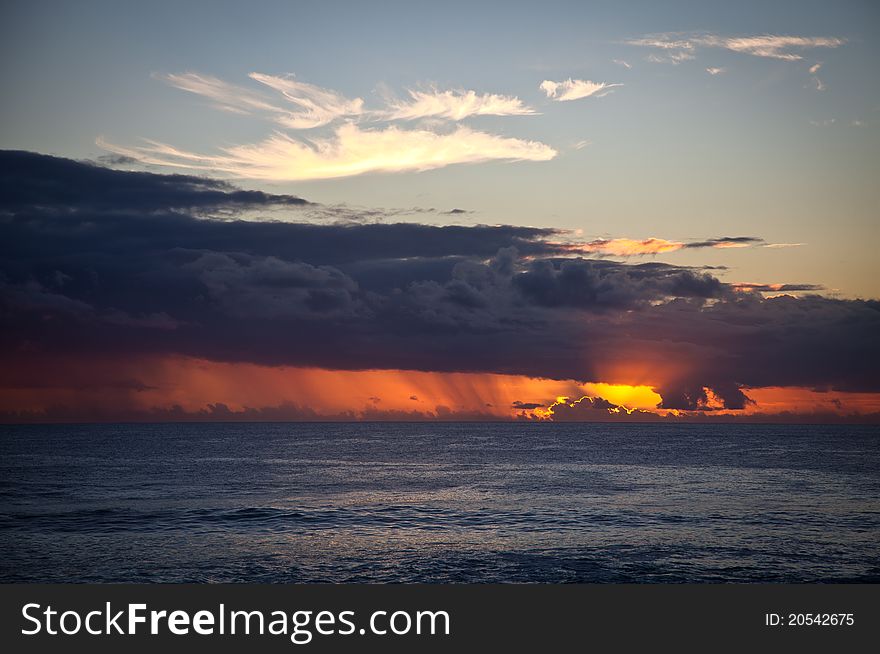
[[1, 422, 878, 583]]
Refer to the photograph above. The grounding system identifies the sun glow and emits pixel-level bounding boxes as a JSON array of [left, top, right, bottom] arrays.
[[0, 356, 662, 420], [2, 356, 878, 422], [580, 383, 663, 410]]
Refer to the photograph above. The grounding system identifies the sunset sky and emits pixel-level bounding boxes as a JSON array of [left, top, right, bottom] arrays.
[[1, 0, 878, 422]]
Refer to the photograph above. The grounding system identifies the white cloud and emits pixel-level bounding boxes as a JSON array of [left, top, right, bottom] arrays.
[[709, 35, 845, 60], [612, 59, 632, 69], [159, 72, 364, 129], [384, 88, 536, 121], [156, 72, 286, 116], [540, 79, 622, 101], [574, 237, 684, 256], [628, 37, 695, 64], [113, 72, 557, 180], [806, 63, 825, 91], [98, 123, 556, 181], [645, 51, 696, 65], [706, 67, 726, 75], [161, 72, 536, 126], [628, 33, 845, 62], [628, 37, 696, 51], [248, 73, 364, 129]]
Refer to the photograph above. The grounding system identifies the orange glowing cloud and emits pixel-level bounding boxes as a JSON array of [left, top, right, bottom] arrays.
[[1, 356, 878, 422], [528, 394, 659, 420], [731, 282, 823, 295], [740, 387, 880, 416], [697, 387, 727, 410], [575, 237, 684, 256], [0, 356, 573, 419], [553, 236, 766, 257], [0, 356, 661, 421]]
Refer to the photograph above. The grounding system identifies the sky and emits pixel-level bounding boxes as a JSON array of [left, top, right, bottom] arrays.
[[1, 0, 879, 422]]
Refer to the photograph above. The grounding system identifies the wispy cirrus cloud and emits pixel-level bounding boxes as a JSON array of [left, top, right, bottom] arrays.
[[248, 73, 365, 128], [539, 78, 622, 101], [159, 72, 364, 128], [628, 36, 697, 64], [157, 72, 284, 115], [163, 73, 534, 125], [104, 73, 556, 180], [807, 63, 825, 91], [629, 37, 696, 51], [763, 242, 805, 249], [558, 235, 794, 257], [731, 282, 823, 294], [628, 33, 845, 63], [570, 237, 684, 256], [685, 236, 763, 249], [710, 35, 845, 60], [100, 123, 556, 181], [383, 87, 536, 121], [646, 51, 695, 64]]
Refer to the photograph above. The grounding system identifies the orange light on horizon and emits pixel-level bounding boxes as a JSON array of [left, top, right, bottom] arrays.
[[580, 382, 662, 410], [1, 356, 878, 421]]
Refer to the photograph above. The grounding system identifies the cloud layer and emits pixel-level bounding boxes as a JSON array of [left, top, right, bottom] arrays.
[[105, 72, 554, 180], [629, 33, 845, 63], [539, 79, 621, 101], [2, 151, 878, 421], [384, 87, 536, 120], [560, 236, 785, 256], [102, 124, 556, 181]]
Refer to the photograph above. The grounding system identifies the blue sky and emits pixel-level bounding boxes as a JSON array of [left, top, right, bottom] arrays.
[[2, 0, 878, 296]]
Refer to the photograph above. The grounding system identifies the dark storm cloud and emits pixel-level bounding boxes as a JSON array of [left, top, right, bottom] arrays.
[[1, 152, 558, 268], [1, 150, 310, 214], [512, 258, 725, 309], [2, 150, 878, 411], [645, 294, 880, 408]]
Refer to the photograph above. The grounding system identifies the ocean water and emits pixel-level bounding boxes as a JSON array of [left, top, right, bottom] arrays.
[[0, 422, 878, 583]]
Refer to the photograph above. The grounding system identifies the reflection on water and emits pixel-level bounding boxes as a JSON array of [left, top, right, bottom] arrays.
[[0, 422, 878, 582]]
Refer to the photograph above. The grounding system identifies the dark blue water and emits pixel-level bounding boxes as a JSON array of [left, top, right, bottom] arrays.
[[1, 422, 878, 582]]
